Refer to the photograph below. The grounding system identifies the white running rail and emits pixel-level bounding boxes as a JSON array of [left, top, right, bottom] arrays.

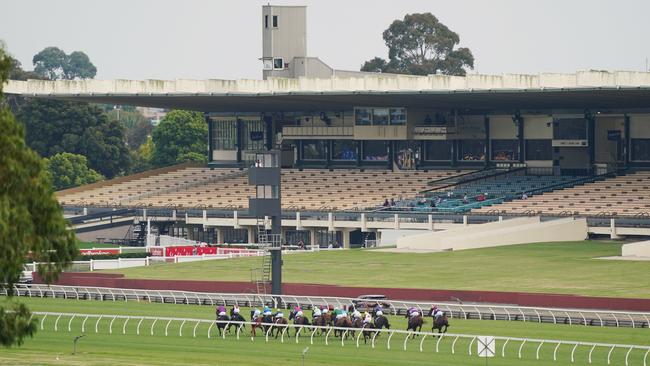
[[33, 311, 650, 365], [6, 284, 650, 329]]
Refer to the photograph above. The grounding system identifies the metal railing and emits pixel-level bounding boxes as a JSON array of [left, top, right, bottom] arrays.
[[33, 311, 650, 365], [7, 285, 650, 329]]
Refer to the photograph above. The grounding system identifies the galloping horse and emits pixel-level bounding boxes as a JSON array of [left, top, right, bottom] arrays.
[[312, 312, 332, 334], [334, 317, 353, 339], [251, 314, 273, 337], [406, 314, 424, 334], [374, 315, 391, 330], [289, 310, 311, 337], [230, 312, 246, 333], [271, 315, 289, 338], [216, 313, 231, 336], [432, 313, 450, 334]]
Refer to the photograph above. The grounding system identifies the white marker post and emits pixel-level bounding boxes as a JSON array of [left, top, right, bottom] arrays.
[[477, 336, 496, 365]]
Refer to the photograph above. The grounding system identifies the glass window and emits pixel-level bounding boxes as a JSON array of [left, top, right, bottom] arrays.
[[256, 185, 278, 199], [355, 108, 372, 125], [272, 15, 278, 27], [395, 141, 419, 170], [264, 15, 268, 28], [458, 140, 486, 161], [241, 120, 265, 151], [424, 140, 452, 161], [389, 108, 406, 125], [222, 228, 248, 244], [491, 139, 519, 161], [553, 118, 587, 140], [525, 139, 552, 160], [302, 140, 327, 160], [373, 108, 389, 125], [362, 141, 388, 161], [631, 139, 650, 161], [273, 58, 283, 70], [332, 140, 356, 160], [212, 120, 237, 150]]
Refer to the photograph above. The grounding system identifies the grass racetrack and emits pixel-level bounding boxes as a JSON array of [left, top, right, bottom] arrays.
[[1, 297, 648, 366], [106, 241, 650, 298]]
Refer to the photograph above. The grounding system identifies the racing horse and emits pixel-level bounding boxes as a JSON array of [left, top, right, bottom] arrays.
[[406, 314, 424, 335], [271, 315, 289, 338], [216, 313, 231, 336], [289, 309, 311, 337], [333, 316, 353, 339], [312, 311, 332, 334], [251, 314, 273, 337], [432, 313, 450, 334]]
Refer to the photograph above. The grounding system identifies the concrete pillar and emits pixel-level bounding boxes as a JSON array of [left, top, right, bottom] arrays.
[[247, 226, 256, 244], [296, 212, 303, 230], [428, 214, 434, 231], [233, 210, 240, 228], [310, 228, 317, 248], [394, 214, 399, 230], [361, 213, 367, 232], [83, 207, 88, 216], [610, 218, 622, 240], [215, 227, 223, 244], [342, 228, 351, 249], [328, 212, 334, 232], [172, 210, 177, 221], [463, 215, 468, 226]]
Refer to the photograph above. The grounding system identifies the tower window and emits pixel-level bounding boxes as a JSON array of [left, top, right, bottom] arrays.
[[264, 15, 268, 28], [272, 15, 278, 27], [273, 58, 284, 70]]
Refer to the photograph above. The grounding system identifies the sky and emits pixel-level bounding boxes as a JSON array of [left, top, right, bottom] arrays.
[[2, 0, 650, 80]]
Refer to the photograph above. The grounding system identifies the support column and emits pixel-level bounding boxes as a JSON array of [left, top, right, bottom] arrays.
[[516, 112, 525, 163], [624, 115, 630, 167], [310, 228, 317, 248], [206, 114, 213, 163], [484, 115, 490, 167], [586, 111, 596, 170], [247, 226, 255, 243], [342, 228, 351, 249], [236, 117, 243, 163], [215, 227, 223, 244]]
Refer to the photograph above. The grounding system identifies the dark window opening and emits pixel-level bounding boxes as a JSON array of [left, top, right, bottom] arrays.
[[362, 141, 388, 161], [264, 15, 268, 28], [631, 139, 650, 161], [553, 118, 587, 140], [332, 140, 356, 160], [491, 139, 519, 161], [525, 139, 553, 160], [424, 140, 452, 161], [458, 140, 486, 161], [272, 15, 278, 27], [302, 140, 327, 160]]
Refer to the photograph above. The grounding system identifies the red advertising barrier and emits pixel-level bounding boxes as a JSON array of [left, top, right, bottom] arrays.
[[79, 248, 120, 256], [148, 245, 259, 257]]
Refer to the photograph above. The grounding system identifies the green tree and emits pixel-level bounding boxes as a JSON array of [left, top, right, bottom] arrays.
[[129, 136, 154, 173], [152, 110, 207, 167], [45, 152, 104, 190], [32, 46, 96, 80], [361, 13, 474, 76], [16, 99, 131, 178], [0, 47, 78, 347], [107, 108, 153, 149]]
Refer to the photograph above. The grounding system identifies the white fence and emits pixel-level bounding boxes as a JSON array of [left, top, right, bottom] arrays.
[[33, 311, 650, 365], [8, 285, 650, 329], [23, 255, 233, 273]]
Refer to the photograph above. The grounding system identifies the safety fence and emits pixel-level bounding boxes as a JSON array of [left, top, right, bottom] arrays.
[[7, 284, 650, 329], [32, 311, 650, 365]]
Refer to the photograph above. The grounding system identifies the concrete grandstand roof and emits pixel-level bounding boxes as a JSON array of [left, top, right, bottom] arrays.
[[5, 70, 650, 112]]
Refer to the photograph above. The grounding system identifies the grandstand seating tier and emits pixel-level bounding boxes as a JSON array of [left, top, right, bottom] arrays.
[[57, 167, 472, 211]]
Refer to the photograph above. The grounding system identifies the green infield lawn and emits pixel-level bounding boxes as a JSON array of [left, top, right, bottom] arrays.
[[0, 297, 648, 366], [105, 241, 650, 298]]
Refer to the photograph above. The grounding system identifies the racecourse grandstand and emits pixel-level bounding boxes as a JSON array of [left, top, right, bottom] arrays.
[[57, 166, 470, 211], [472, 171, 650, 217]]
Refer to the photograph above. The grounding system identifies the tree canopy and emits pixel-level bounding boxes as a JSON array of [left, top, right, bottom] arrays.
[[152, 110, 207, 167], [0, 47, 78, 347], [16, 100, 131, 178], [45, 152, 104, 191], [32, 46, 97, 80], [361, 13, 474, 76]]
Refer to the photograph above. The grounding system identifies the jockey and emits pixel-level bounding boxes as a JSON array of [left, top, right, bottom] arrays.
[[431, 305, 443, 319], [217, 305, 227, 317], [252, 309, 261, 321], [296, 309, 304, 318], [322, 307, 329, 315], [407, 306, 420, 318], [333, 307, 342, 319], [313, 307, 322, 318], [263, 306, 272, 316], [352, 309, 362, 319], [363, 312, 372, 324], [233, 306, 240, 315], [275, 311, 284, 318]]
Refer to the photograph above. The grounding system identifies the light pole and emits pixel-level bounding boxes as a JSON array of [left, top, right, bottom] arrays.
[[301, 347, 309, 366]]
